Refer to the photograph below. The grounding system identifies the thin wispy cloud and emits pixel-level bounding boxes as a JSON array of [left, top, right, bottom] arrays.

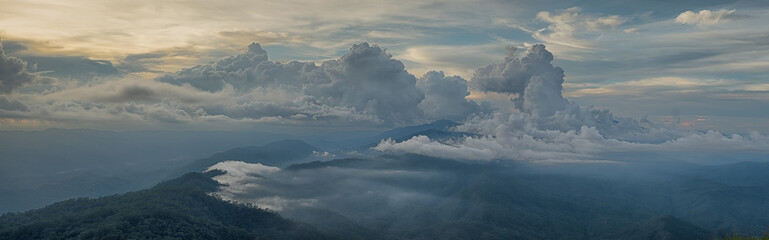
[[675, 9, 739, 25]]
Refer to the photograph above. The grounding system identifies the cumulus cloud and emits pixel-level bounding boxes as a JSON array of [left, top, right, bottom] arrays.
[[3, 42, 494, 128], [471, 44, 567, 118], [159, 43, 270, 91], [376, 44, 769, 163], [154, 42, 490, 126], [675, 9, 738, 25], [464, 45, 662, 140], [0, 38, 37, 94], [159, 42, 426, 126], [417, 71, 487, 121]]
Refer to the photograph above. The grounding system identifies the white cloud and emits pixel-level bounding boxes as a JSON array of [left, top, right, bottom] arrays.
[[375, 113, 769, 162], [623, 28, 639, 34], [206, 159, 445, 213], [470, 44, 568, 118], [376, 44, 769, 163], [374, 135, 499, 161], [675, 9, 737, 25], [312, 150, 335, 158], [247, 196, 317, 212], [205, 160, 280, 196], [532, 7, 627, 52], [417, 71, 488, 121]]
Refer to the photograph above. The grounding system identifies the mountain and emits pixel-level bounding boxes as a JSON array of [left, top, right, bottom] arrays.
[[373, 119, 459, 141], [351, 119, 470, 150], [227, 154, 769, 239], [180, 139, 319, 173], [690, 161, 769, 186], [0, 171, 333, 240], [5, 152, 769, 239], [617, 215, 714, 240], [298, 120, 462, 150], [0, 128, 291, 213]]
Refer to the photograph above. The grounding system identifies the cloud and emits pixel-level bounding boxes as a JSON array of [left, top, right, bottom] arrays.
[[375, 112, 769, 162], [374, 43, 769, 163], [417, 71, 487, 121], [567, 77, 739, 98], [375, 125, 627, 162], [675, 9, 738, 25], [375, 135, 499, 161], [206, 158, 447, 214], [0, 40, 28, 55], [158, 43, 270, 92], [2, 42, 497, 129], [623, 28, 640, 34], [27, 77, 383, 127], [656, 130, 769, 152], [530, 7, 627, 52], [0, 96, 28, 111], [0, 39, 37, 94], [205, 161, 281, 197], [206, 160, 281, 181], [20, 56, 120, 81], [471, 44, 568, 118], [159, 42, 435, 126], [312, 151, 336, 158]]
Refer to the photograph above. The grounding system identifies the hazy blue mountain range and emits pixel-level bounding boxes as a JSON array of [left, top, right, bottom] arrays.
[[0, 120, 460, 213], [2, 120, 769, 239], [0, 129, 292, 213], [180, 139, 320, 173], [5, 153, 769, 239]]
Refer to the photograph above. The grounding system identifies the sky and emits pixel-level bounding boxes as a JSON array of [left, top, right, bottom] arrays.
[[0, 0, 768, 134]]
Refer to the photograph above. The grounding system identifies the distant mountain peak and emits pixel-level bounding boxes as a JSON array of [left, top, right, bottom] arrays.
[[262, 139, 319, 151], [620, 215, 712, 240]]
